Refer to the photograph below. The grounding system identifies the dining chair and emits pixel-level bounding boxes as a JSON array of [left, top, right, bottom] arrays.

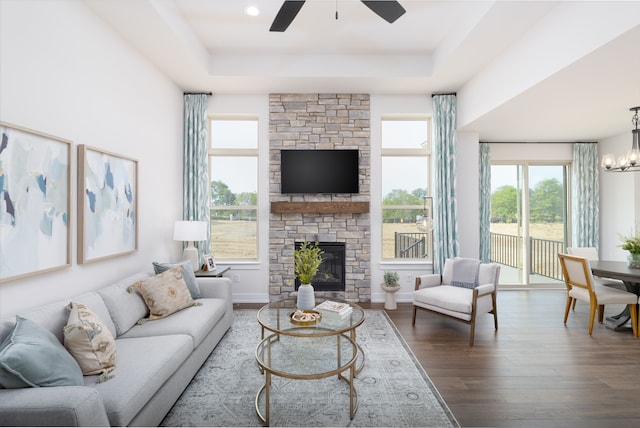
[[566, 247, 626, 309], [558, 253, 638, 337], [566, 247, 624, 286]]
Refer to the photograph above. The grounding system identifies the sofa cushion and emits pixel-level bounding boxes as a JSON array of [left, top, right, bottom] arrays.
[[414, 285, 474, 314], [131, 267, 196, 322], [63, 302, 116, 378], [120, 298, 226, 348], [88, 335, 192, 426], [0, 316, 84, 388], [153, 261, 201, 299], [98, 272, 151, 336]]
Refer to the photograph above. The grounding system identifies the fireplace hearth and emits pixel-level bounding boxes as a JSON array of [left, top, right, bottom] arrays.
[[295, 242, 345, 292]]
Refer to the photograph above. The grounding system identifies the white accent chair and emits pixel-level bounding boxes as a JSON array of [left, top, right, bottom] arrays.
[[558, 253, 638, 336], [412, 258, 500, 346]]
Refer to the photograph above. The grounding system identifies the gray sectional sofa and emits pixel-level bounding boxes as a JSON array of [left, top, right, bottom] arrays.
[[0, 269, 234, 426]]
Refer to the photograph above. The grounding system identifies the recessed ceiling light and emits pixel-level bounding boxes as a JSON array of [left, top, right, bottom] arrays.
[[245, 6, 259, 17]]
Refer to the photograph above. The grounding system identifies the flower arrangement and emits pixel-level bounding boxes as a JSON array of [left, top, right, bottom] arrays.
[[619, 231, 640, 254], [383, 271, 400, 287], [294, 241, 324, 284]]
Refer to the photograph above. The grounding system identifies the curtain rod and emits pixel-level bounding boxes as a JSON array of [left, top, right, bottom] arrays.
[[431, 92, 456, 97], [183, 92, 212, 96], [480, 141, 597, 144]]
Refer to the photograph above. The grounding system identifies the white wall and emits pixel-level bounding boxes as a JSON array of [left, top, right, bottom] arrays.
[[598, 132, 640, 260], [456, 132, 481, 258], [0, 0, 183, 316]]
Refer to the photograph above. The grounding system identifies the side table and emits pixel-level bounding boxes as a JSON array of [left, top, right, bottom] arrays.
[[194, 265, 230, 278]]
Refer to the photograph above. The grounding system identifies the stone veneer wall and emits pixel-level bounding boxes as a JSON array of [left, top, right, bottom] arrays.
[[269, 94, 371, 302]]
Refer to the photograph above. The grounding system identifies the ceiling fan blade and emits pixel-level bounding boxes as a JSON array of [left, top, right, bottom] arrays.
[[361, 1, 406, 23], [270, 1, 306, 32]]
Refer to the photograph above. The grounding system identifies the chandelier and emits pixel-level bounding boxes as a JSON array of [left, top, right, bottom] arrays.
[[601, 106, 640, 172]]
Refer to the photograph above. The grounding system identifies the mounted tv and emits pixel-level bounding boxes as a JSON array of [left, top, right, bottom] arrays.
[[280, 149, 359, 194]]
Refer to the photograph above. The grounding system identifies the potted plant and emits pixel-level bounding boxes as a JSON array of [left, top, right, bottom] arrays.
[[294, 241, 324, 309], [619, 231, 640, 268], [381, 271, 401, 310], [383, 271, 400, 288]]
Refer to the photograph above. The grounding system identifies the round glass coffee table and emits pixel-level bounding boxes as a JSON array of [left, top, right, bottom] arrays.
[[255, 298, 365, 425]]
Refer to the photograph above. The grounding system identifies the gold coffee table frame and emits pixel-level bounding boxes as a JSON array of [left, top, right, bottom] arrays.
[[255, 298, 365, 426]]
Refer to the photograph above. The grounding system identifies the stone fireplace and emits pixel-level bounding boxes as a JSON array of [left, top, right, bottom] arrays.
[[269, 94, 371, 302]]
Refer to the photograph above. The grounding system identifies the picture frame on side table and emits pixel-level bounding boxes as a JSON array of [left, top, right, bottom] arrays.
[[78, 145, 138, 264], [203, 254, 216, 271], [0, 122, 72, 283]]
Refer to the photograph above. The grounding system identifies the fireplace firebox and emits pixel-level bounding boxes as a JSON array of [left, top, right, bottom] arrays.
[[294, 242, 345, 291]]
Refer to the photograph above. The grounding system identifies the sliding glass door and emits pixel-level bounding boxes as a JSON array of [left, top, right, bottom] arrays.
[[490, 163, 569, 286]]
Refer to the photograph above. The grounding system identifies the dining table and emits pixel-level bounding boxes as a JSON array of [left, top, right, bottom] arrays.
[[589, 260, 640, 331]]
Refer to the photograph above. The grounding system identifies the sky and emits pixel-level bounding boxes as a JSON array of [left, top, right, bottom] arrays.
[[491, 165, 565, 193], [210, 120, 258, 194]]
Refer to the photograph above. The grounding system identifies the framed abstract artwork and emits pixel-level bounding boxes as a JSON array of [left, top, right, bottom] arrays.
[[0, 122, 72, 283], [78, 145, 138, 264]]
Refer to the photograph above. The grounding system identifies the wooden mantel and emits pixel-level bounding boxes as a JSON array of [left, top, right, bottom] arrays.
[[270, 201, 369, 214]]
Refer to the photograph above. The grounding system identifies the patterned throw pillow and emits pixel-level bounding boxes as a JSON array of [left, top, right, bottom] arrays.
[[152, 261, 201, 299], [131, 266, 197, 321], [63, 302, 116, 381]]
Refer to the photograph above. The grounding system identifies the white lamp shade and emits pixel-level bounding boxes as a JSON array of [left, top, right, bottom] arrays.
[[173, 221, 207, 242]]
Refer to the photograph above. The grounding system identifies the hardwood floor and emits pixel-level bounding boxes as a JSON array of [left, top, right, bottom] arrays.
[[239, 290, 640, 427]]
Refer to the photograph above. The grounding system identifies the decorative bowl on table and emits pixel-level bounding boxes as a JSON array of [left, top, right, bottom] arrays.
[[289, 309, 322, 326]]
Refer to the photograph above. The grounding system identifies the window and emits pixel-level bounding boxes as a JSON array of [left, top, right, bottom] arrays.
[[209, 118, 258, 260], [381, 118, 432, 260], [490, 162, 569, 286]]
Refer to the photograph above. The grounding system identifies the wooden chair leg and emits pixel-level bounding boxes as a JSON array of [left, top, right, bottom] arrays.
[[469, 319, 476, 346], [492, 293, 498, 330], [412, 306, 417, 326], [629, 304, 638, 338], [564, 296, 573, 324], [469, 306, 477, 346], [597, 305, 605, 324], [588, 300, 597, 335], [572, 299, 577, 310]]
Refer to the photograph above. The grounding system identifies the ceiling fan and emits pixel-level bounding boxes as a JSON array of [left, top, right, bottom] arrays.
[[270, 1, 406, 32]]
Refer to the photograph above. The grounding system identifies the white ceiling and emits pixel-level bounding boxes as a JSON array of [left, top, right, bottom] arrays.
[[86, 0, 640, 143]]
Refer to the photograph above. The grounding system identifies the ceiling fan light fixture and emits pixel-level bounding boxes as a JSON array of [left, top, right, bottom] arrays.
[[602, 106, 640, 172], [269, 0, 405, 32]]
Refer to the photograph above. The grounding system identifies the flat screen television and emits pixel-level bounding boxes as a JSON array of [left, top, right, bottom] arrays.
[[280, 149, 359, 194]]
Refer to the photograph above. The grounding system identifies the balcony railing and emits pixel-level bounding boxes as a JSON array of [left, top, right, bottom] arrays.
[[394, 232, 431, 259], [394, 231, 563, 281], [490, 233, 564, 281]]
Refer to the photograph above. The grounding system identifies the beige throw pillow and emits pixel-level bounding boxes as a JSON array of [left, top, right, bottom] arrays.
[[132, 266, 196, 321], [63, 302, 116, 380]]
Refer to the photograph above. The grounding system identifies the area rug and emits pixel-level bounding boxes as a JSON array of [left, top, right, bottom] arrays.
[[161, 310, 459, 427]]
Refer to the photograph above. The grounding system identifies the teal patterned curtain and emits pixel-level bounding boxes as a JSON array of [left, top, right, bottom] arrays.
[[183, 94, 210, 257], [432, 94, 458, 274], [479, 143, 491, 263], [572, 142, 599, 248]]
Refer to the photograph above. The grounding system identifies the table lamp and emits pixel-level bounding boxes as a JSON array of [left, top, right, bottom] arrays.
[[173, 220, 207, 271]]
